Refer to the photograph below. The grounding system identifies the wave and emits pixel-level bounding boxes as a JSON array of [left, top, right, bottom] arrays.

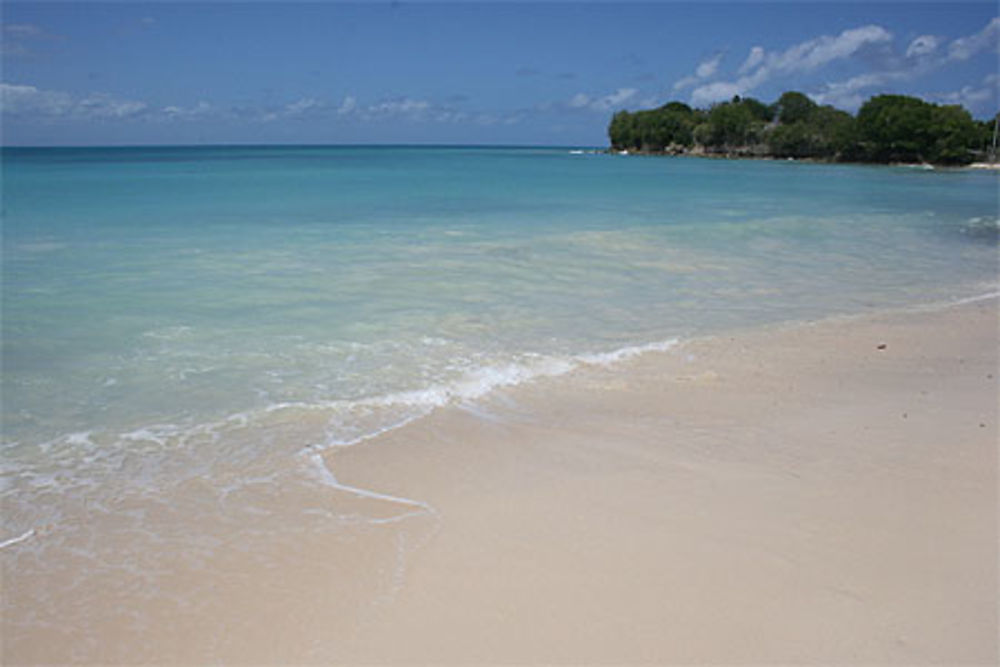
[[297, 338, 677, 527], [10, 337, 688, 467], [295, 338, 680, 455], [578, 339, 680, 366], [935, 289, 1000, 308], [961, 216, 1000, 239], [1, 336, 687, 544]]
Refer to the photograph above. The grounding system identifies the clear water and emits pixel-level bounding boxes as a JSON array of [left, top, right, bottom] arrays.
[[1, 146, 997, 655]]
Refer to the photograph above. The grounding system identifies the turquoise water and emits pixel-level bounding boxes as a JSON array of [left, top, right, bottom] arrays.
[[1, 146, 997, 653], [4, 147, 997, 444]]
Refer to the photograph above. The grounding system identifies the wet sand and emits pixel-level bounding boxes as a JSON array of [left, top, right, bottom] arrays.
[[331, 297, 998, 663]]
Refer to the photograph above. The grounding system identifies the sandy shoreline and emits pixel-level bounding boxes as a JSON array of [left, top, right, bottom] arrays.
[[4, 298, 996, 664], [329, 297, 998, 663]]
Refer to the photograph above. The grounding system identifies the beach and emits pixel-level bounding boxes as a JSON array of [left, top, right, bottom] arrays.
[[2, 146, 997, 663], [5, 296, 996, 664], [327, 296, 998, 664], [4, 2, 1000, 661], [4, 0, 1000, 660], [9, 294, 994, 664]]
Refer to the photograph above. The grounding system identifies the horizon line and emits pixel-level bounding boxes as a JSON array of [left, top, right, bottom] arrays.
[[0, 142, 606, 150]]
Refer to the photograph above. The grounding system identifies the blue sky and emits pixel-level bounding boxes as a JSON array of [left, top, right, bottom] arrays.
[[2, 2, 997, 146]]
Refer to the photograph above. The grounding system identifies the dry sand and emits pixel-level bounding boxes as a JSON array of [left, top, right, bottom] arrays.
[[330, 297, 998, 664]]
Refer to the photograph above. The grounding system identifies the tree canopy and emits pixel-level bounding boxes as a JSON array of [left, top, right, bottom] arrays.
[[607, 91, 994, 166]]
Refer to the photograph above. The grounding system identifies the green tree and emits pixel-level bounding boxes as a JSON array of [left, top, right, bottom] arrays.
[[766, 106, 855, 159], [647, 104, 696, 148], [927, 104, 979, 164], [608, 110, 638, 150], [661, 101, 694, 115], [810, 105, 857, 158], [607, 90, 984, 164], [773, 91, 817, 125], [739, 97, 774, 123], [855, 95, 979, 164], [855, 94, 936, 162], [704, 100, 761, 149], [768, 123, 819, 158], [608, 103, 697, 151]]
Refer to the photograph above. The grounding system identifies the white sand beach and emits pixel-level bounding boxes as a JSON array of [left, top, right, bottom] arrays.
[[3, 298, 996, 665], [327, 297, 999, 663]]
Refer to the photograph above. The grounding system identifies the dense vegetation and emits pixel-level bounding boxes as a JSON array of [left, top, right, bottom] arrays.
[[608, 91, 998, 165]]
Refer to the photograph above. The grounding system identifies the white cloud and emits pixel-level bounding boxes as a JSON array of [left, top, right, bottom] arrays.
[[811, 17, 1000, 112], [336, 95, 497, 124], [0, 83, 73, 116], [288, 94, 508, 125], [3, 24, 44, 38], [284, 97, 323, 116], [568, 88, 637, 112], [786, 25, 892, 70], [751, 25, 892, 78], [595, 87, 637, 110], [688, 24, 893, 106], [674, 52, 724, 90], [256, 97, 330, 122], [905, 35, 939, 58], [696, 53, 723, 79], [672, 76, 698, 91], [738, 46, 765, 74], [0, 82, 217, 123], [934, 73, 1000, 112], [337, 95, 358, 115], [1, 82, 511, 128], [0, 83, 148, 119], [162, 101, 214, 120], [947, 17, 1000, 61], [365, 98, 431, 118], [76, 94, 147, 119], [810, 72, 905, 110], [2, 23, 58, 57], [690, 81, 746, 107], [941, 84, 993, 107]]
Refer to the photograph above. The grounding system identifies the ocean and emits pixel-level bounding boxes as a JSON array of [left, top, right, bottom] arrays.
[[2, 145, 997, 660]]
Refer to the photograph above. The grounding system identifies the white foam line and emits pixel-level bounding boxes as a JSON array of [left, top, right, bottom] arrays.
[[0, 528, 35, 550], [367, 510, 430, 525], [283, 339, 689, 457], [307, 453, 434, 514], [290, 338, 688, 459], [326, 414, 427, 449], [578, 338, 680, 366], [883, 288, 1000, 318], [946, 290, 1000, 306]]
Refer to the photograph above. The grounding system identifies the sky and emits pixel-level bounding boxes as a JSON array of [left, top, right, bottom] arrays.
[[1, 1, 998, 146]]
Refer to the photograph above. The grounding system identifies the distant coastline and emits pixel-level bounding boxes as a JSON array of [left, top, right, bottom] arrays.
[[608, 90, 999, 167], [605, 146, 1000, 171]]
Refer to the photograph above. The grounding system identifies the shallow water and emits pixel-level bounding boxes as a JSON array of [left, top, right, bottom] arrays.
[[2, 145, 997, 660]]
